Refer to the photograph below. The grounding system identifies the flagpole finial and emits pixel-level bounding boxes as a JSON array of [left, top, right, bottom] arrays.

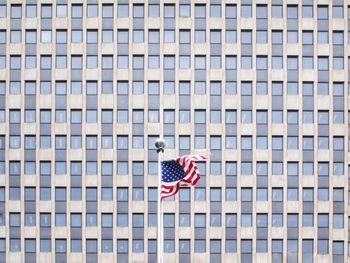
[[155, 138, 165, 153]]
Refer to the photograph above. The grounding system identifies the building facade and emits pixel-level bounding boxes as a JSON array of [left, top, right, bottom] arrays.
[[0, 0, 348, 262]]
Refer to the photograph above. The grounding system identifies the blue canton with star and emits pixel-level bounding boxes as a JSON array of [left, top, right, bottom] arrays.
[[161, 160, 186, 182]]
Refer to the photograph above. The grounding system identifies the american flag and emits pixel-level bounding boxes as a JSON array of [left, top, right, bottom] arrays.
[[161, 155, 206, 199]]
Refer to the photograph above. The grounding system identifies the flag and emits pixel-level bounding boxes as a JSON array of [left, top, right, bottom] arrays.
[[161, 154, 206, 199]]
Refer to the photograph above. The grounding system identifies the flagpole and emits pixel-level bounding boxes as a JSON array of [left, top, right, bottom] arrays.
[[155, 138, 165, 263]]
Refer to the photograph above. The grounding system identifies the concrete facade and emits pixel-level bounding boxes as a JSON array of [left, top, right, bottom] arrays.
[[0, 0, 348, 262]]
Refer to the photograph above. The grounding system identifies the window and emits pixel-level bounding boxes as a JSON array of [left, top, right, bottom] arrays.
[[41, 56, 52, 69], [56, 4, 67, 17], [133, 6, 144, 43], [102, 110, 112, 124], [26, 4, 36, 17], [87, 30, 98, 44], [55, 55, 66, 69], [86, 239, 97, 255], [11, 5, 21, 18], [303, 2, 313, 17], [10, 56, 21, 70], [241, 3, 252, 17], [41, 5, 52, 18], [132, 82, 144, 96], [41, 30, 52, 43], [87, 4, 98, 17], [72, 30, 82, 43], [102, 30, 113, 43], [117, 240, 128, 256], [241, 30, 252, 45], [10, 82, 20, 94], [117, 3, 129, 17], [26, 30, 37, 44], [210, 4, 221, 17], [133, 4, 144, 18], [71, 5, 82, 18], [149, 3, 159, 17], [164, 5, 175, 43], [10, 30, 21, 43], [103, 5, 114, 18], [0, 5, 5, 17], [71, 56, 82, 70], [241, 240, 252, 261], [333, 2, 343, 18], [70, 110, 81, 124], [333, 241, 344, 262], [194, 214, 206, 252], [10, 110, 21, 124], [118, 55, 128, 69], [179, 4, 190, 17], [117, 30, 129, 44]]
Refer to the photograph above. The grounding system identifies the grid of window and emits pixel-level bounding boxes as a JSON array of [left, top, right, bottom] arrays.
[[0, 1, 349, 262]]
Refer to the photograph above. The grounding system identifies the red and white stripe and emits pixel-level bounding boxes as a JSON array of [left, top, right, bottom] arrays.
[[161, 155, 206, 199]]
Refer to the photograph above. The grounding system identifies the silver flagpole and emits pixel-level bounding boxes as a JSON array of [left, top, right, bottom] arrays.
[[155, 138, 165, 263]]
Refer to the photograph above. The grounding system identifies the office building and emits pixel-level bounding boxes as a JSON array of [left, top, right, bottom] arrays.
[[0, 0, 348, 262]]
